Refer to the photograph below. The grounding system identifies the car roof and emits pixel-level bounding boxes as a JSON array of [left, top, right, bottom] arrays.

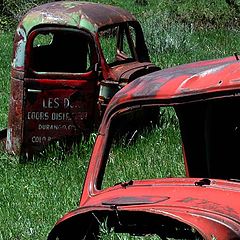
[[100, 56, 240, 130], [19, 1, 136, 35], [13, 1, 136, 69]]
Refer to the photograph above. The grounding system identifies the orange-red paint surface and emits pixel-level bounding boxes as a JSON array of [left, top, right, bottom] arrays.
[[48, 55, 240, 239]]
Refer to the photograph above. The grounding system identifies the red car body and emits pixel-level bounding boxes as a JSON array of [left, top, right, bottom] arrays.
[[0, 1, 158, 159], [48, 56, 240, 239]]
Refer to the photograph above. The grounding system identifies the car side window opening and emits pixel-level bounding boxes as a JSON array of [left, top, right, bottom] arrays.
[[99, 24, 138, 65], [99, 97, 240, 190], [30, 29, 95, 73], [101, 106, 185, 189], [176, 97, 240, 180]]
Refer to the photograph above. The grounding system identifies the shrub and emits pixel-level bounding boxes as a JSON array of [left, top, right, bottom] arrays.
[[1, 0, 52, 29], [159, 0, 240, 28]]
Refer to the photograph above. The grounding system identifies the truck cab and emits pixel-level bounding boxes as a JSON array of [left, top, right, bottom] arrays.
[[2, 1, 159, 158]]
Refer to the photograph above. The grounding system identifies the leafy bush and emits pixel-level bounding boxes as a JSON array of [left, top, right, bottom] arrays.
[[0, 15, 11, 30], [160, 0, 240, 28], [1, 0, 51, 29]]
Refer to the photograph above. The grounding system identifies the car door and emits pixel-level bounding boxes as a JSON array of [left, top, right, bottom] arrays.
[[23, 27, 99, 155]]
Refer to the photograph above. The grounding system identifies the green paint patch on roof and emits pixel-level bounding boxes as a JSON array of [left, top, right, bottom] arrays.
[[61, 1, 81, 8], [22, 12, 45, 34], [21, 10, 97, 35], [18, 1, 135, 35], [79, 18, 97, 32]]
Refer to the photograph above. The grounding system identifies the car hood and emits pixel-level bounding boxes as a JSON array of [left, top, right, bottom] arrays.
[[110, 61, 159, 83], [48, 178, 240, 239]]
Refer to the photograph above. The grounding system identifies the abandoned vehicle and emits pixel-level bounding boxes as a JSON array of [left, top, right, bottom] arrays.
[[48, 55, 240, 239], [0, 1, 159, 158]]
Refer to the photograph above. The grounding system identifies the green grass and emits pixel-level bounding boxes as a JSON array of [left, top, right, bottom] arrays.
[[0, 142, 93, 240], [0, 31, 12, 128], [142, 18, 240, 68], [1, 0, 240, 239], [103, 113, 184, 189]]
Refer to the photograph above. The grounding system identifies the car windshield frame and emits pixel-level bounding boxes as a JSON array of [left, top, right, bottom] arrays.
[[25, 26, 99, 78], [97, 21, 150, 68], [92, 93, 240, 191]]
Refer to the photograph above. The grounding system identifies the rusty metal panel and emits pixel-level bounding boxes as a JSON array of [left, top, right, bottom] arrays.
[[13, 2, 137, 71], [99, 62, 159, 106], [6, 78, 24, 155], [6, 77, 98, 157], [6, 19, 103, 158], [110, 62, 159, 83], [4, 1, 160, 159], [22, 81, 97, 155], [18, 1, 136, 36], [48, 179, 240, 239]]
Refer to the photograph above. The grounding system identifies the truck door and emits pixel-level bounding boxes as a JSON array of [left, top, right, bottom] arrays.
[[23, 27, 98, 156]]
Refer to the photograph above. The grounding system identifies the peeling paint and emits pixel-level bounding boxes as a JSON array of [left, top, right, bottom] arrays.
[[6, 1, 158, 159], [12, 27, 26, 69]]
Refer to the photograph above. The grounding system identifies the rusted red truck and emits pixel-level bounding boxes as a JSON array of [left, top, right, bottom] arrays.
[[0, 1, 159, 158], [48, 56, 240, 239]]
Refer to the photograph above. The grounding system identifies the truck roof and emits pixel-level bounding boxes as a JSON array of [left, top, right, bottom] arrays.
[[19, 1, 136, 34], [100, 55, 240, 129]]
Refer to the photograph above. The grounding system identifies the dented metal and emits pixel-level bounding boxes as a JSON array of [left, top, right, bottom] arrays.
[[2, 1, 159, 158], [48, 55, 240, 239]]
